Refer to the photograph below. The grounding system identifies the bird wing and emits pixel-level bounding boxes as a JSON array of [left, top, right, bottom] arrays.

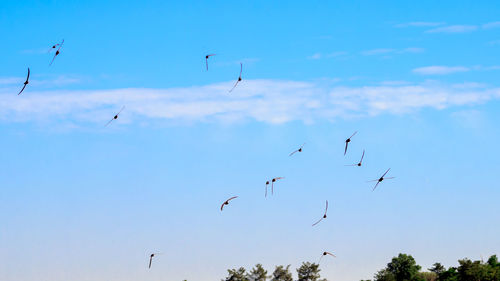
[[104, 118, 114, 127], [344, 142, 348, 155], [220, 202, 226, 211], [116, 106, 125, 116], [372, 181, 380, 191], [381, 168, 391, 178], [49, 53, 57, 66], [206, 58, 209, 71], [229, 80, 239, 93], [289, 149, 299, 156], [57, 39, 64, 51], [385, 177, 395, 179], [227, 196, 238, 201], [350, 131, 358, 139], [239, 62, 242, 77], [149, 256, 153, 268], [360, 149, 365, 162], [312, 217, 323, 226], [325, 200, 328, 214], [325, 252, 336, 257], [17, 84, 27, 95], [26, 67, 30, 81]]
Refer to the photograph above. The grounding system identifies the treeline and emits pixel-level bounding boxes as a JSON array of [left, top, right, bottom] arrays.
[[222, 262, 326, 281], [220, 253, 500, 281], [362, 253, 500, 281]]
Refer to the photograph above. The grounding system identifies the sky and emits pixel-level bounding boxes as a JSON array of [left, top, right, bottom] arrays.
[[1, 0, 500, 280]]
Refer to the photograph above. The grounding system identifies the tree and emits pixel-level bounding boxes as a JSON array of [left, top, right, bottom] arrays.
[[223, 267, 250, 281], [437, 267, 458, 281], [429, 263, 445, 276], [248, 264, 268, 281], [296, 262, 325, 281], [457, 259, 486, 281], [374, 269, 396, 281], [385, 253, 422, 281], [270, 265, 293, 281]]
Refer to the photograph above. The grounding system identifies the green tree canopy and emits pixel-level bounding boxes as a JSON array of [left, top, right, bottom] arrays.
[[223, 267, 250, 281], [270, 265, 293, 281], [297, 262, 324, 281], [248, 264, 268, 281]]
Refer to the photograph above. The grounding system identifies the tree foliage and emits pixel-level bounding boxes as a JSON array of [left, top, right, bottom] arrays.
[[271, 265, 293, 281]]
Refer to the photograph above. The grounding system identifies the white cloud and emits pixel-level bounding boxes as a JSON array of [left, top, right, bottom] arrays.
[[426, 25, 478, 33], [1, 79, 499, 125], [395, 22, 445, 27], [308, 53, 322, 60], [412, 66, 470, 75], [482, 21, 500, 29], [399, 47, 425, 53], [361, 48, 395, 56]]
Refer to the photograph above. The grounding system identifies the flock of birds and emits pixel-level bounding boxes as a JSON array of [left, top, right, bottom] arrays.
[[14, 41, 396, 270]]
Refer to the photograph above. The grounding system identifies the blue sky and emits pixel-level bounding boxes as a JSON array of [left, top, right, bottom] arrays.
[[1, 1, 500, 280]]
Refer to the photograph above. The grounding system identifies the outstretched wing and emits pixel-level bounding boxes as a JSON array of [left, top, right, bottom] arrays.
[[26, 67, 30, 81], [381, 168, 391, 178], [312, 217, 323, 226], [206, 58, 209, 71], [349, 131, 357, 139], [372, 181, 380, 191], [17, 84, 27, 95], [324, 200, 328, 214], [229, 80, 240, 93], [239, 62, 242, 77], [289, 149, 299, 156], [220, 202, 225, 211], [325, 251, 336, 257], [104, 118, 114, 127], [116, 106, 125, 116], [149, 256, 153, 269], [360, 149, 365, 163], [344, 142, 348, 156]]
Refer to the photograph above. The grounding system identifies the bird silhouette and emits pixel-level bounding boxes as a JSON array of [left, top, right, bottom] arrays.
[[148, 253, 162, 269], [17, 68, 30, 95], [105, 106, 125, 127], [205, 54, 216, 71], [220, 196, 238, 211], [345, 149, 365, 167], [312, 200, 329, 226], [49, 39, 64, 66], [319, 251, 336, 263], [368, 168, 395, 191], [289, 143, 306, 156], [271, 177, 284, 195], [344, 131, 357, 156], [229, 63, 242, 93]]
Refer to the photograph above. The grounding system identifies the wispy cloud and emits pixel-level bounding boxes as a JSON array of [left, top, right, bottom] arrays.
[[361, 48, 395, 56], [426, 25, 478, 33], [412, 66, 470, 75], [1, 79, 499, 125], [361, 47, 424, 56], [395, 22, 445, 27], [308, 51, 348, 60], [482, 21, 500, 29], [413, 65, 500, 75]]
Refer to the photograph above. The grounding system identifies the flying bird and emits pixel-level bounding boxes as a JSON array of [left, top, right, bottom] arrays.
[[271, 177, 284, 195], [220, 196, 238, 211], [312, 200, 328, 226], [229, 63, 242, 93], [345, 149, 365, 167], [344, 131, 357, 156], [148, 253, 161, 269], [205, 54, 216, 71], [289, 143, 306, 156], [368, 168, 395, 191], [48, 40, 63, 52], [265, 180, 270, 197], [17, 67, 30, 95], [105, 106, 125, 127], [319, 251, 336, 263], [49, 39, 64, 66]]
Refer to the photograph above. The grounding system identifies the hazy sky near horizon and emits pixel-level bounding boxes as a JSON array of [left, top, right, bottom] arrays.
[[1, 1, 500, 281]]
